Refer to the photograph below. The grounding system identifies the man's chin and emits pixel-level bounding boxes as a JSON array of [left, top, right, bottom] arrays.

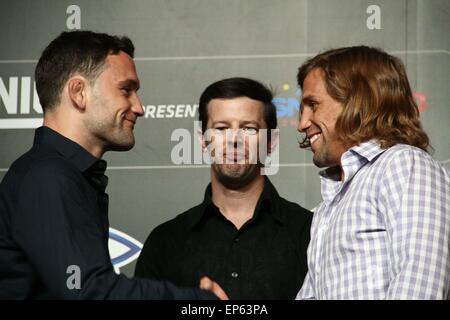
[[108, 140, 135, 152], [214, 164, 243, 177], [312, 158, 326, 168], [312, 152, 328, 168], [313, 154, 339, 169], [213, 164, 260, 189]]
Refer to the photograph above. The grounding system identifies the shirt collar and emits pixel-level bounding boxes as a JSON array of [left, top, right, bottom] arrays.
[[34, 126, 107, 173], [189, 177, 284, 229], [319, 139, 386, 201], [345, 139, 386, 163]]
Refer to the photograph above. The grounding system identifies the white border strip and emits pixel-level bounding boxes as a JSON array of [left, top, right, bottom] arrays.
[[106, 163, 317, 170], [1, 161, 449, 172], [0, 50, 449, 64]]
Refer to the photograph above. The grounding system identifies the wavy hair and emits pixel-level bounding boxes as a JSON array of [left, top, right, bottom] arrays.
[[297, 46, 429, 152]]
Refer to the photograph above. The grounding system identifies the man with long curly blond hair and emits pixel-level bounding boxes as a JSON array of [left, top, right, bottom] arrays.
[[296, 46, 449, 300]]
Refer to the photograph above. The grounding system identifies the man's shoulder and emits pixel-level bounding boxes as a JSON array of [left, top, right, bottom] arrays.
[[150, 203, 204, 237], [3, 147, 80, 189], [139, 205, 203, 259], [275, 194, 313, 222], [266, 179, 312, 217], [383, 143, 427, 157], [380, 144, 446, 172]]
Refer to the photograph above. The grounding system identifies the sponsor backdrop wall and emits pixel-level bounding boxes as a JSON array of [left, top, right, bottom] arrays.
[[1, 0, 449, 276]]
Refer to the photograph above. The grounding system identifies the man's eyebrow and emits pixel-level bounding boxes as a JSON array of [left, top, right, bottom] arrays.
[[211, 120, 260, 126], [118, 79, 140, 90], [211, 121, 230, 126], [301, 95, 318, 105], [240, 120, 259, 126]]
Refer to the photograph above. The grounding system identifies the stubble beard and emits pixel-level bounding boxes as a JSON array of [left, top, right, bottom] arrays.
[[107, 122, 135, 151], [86, 109, 136, 153], [212, 162, 261, 190]]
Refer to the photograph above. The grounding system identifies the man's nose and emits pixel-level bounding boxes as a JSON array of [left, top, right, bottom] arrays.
[[132, 93, 144, 117], [226, 129, 244, 146], [298, 108, 312, 132]]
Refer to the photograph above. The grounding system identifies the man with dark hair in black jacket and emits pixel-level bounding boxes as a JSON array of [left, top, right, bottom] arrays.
[[136, 78, 312, 299], [0, 31, 227, 300]]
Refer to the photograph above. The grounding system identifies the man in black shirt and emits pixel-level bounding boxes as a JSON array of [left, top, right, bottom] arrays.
[[135, 78, 313, 299], [0, 31, 226, 299]]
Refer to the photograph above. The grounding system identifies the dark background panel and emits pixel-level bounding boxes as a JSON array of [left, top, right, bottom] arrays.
[[1, 0, 448, 277]]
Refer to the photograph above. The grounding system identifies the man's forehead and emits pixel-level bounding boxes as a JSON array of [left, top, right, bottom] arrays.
[[206, 98, 267, 127], [304, 68, 325, 85], [302, 69, 327, 94], [104, 52, 139, 80], [208, 97, 264, 111]]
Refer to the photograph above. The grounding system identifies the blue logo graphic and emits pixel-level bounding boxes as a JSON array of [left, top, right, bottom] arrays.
[[108, 228, 142, 273], [273, 88, 302, 119]]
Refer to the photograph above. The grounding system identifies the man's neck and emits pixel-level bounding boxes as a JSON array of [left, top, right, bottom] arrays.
[[211, 173, 265, 230], [43, 114, 104, 158]]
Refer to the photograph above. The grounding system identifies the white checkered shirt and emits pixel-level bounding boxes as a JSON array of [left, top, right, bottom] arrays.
[[296, 140, 450, 299]]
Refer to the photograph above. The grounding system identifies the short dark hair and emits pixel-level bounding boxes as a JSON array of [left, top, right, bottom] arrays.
[[198, 77, 277, 133], [35, 30, 135, 112], [297, 46, 429, 151]]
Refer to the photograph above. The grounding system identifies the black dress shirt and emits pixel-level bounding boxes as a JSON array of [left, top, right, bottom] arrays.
[[135, 179, 313, 299], [0, 126, 215, 299]]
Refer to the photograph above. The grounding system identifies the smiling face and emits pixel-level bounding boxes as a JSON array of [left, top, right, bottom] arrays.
[[204, 97, 268, 188], [298, 68, 348, 168], [85, 51, 144, 153]]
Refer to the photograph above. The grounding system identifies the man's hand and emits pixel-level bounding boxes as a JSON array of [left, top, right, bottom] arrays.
[[199, 276, 229, 300]]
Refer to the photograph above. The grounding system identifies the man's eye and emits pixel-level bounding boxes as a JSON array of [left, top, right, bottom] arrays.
[[214, 127, 227, 133], [243, 127, 258, 135], [121, 88, 131, 96]]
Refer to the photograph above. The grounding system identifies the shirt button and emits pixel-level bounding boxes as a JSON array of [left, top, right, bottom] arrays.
[[231, 272, 239, 278]]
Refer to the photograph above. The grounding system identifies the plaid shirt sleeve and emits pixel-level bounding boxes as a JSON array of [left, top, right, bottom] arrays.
[[296, 271, 315, 299], [380, 148, 450, 299]]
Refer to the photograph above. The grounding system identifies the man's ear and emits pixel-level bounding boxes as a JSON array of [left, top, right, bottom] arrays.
[[67, 77, 88, 111]]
